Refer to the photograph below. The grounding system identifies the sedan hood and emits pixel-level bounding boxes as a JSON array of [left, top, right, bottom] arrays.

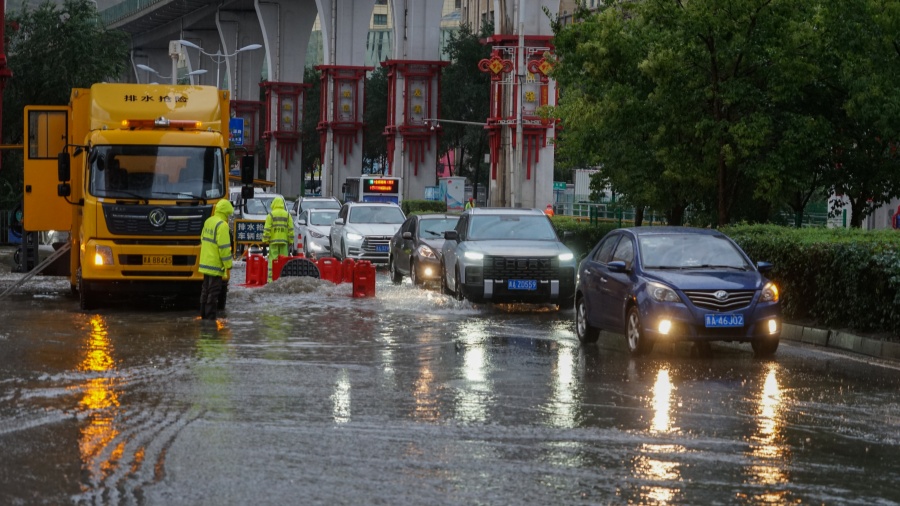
[[465, 240, 571, 257], [646, 269, 764, 291], [346, 223, 401, 236]]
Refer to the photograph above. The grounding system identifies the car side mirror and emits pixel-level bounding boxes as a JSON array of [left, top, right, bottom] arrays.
[[402, 232, 412, 239], [608, 260, 628, 273], [298, 218, 307, 226], [444, 230, 458, 241], [334, 218, 344, 226], [757, 261, 773, 274]]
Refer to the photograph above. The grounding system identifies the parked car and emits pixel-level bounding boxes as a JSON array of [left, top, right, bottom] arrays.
[[440, 208, 577, 307], [329, 201, 406, 264], [389, 213, 460, 287], [296, 208, 340, 259], [290, 196, 342, 252], [574, 226, 781, 356]]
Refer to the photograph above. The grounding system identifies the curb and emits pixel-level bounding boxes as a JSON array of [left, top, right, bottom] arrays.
[[782, 323, 900, 361]]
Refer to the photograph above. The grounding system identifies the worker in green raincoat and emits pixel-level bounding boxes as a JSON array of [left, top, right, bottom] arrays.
[[199, 199, 234, 320], [262, 195, 291, 282]]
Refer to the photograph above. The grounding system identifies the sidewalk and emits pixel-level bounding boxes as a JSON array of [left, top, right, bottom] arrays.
[[781, 323, 900, 361]]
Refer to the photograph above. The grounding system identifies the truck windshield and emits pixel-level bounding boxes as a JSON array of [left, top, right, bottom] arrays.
[[88, 145, 226, 200]]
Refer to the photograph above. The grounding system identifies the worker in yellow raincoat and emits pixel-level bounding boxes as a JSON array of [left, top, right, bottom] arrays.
[[262, 195, 292, 282], [199, 199, 234, 320]]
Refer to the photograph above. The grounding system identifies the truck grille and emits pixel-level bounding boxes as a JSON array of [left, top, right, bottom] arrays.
[[683, 290, 755, 311], [103, 204, 210, 236], [483, 255, 557, 280]]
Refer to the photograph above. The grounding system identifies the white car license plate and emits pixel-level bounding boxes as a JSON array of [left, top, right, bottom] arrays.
[[508, 279, 537, 291], [705, 314, 744, 328]]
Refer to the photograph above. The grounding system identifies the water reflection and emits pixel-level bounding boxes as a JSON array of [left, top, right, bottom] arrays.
[[746, 365, 789, 502], [75, 315, 120, 488], [454, 320, 491, 423], [546, 344, 579, 428], [632, 367, 683, 504], [333, 369, 351, 423]]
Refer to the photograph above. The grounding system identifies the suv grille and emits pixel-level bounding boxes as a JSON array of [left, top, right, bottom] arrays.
[[362, 236, 391, 253], [683, 290, 755, 311], [103, 204, 210, 236], [483, 255, 557, 279]]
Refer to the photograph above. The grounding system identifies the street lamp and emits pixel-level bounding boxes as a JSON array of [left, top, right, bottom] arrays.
[[176, 40, 262, 90], [136, 64, 207, 84]]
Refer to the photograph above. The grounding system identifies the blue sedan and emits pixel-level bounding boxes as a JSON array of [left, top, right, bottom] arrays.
[[575, 227, 781, 356]]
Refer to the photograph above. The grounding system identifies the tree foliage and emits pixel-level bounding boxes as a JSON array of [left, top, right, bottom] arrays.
[[363, 66, 389, 174], [551, 0, 900, 227], [301, 65, 322, 191], [0, 0, 129, 206]]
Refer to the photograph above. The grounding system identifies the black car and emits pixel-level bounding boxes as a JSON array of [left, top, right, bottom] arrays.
[[389, 213, 460, 287]]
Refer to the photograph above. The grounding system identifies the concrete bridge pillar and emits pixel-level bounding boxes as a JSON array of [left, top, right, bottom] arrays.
[[383, 0, 447, 202], [216, 10, 266, 101], [315, 0, 377, 201], [256, 0, 318, 198]]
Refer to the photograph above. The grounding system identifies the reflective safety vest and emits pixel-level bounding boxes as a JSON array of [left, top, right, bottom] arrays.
[[199, 216, 233, 277], [263, 197, 292, 249]]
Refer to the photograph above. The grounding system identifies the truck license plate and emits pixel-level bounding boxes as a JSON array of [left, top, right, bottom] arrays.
[[508, 279, 537, 291], [143, 255, 172, 266], [705, 314, 744, 328]]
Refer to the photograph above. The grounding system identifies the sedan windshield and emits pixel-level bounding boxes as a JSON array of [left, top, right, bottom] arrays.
[[309, 210, 339, 226], [640, 234, 750, 269], [89, 145, 225, 200], [348, 206, 405, 224], [419, 218, 459, 238], [468, 215, 558, 241]]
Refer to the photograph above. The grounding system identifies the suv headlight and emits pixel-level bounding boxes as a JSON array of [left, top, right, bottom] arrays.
[[346, 233, 363, 241], [558, 252, 574, 262], [761, 282, 779, 302], [464, 251, 484, 261], [647, 282, 680, 303]]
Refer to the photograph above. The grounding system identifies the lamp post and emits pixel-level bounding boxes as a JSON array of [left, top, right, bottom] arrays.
[[136, 64, 207, 84], [176, 40, 262, 90]]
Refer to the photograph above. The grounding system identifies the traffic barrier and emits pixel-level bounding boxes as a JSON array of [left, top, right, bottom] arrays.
[[352, 260, 376, 298], [243, 253, 267, 286], [341, 258, 356, 284], [272, 254, 308, 281], [316, 257, 342, 284], [278, 257, 320, 278]]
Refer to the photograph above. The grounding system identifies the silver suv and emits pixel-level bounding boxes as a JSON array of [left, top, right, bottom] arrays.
[[440, 208, 576, 308], [329, 201, 406, 264]]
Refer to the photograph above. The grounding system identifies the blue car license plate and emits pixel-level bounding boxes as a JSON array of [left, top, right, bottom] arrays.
[[375, 245, 389, 252], [508, 279, 537, 291], [705, 314, 744, 328]]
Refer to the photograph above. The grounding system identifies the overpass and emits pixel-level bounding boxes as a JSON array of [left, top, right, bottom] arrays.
[[99, 0, 558, 209]]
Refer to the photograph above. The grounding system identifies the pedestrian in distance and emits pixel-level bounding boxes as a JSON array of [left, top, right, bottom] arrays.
[[263, 195, 292, 282], [544, 204, 555, 217], [892, 204, 900, 230], [199, 199, 234, 320], [465, 198, 475, 210]]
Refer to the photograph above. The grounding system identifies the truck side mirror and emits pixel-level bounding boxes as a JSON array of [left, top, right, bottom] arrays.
[[58, 183, 71, 197], [58, 152, 70, 182], [241, 186, 254, 200], [241, 156, 254, 185]]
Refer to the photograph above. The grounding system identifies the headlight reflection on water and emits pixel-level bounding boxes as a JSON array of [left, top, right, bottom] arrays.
[[746, 364, 789, 502], [633, 367, 684, 504]]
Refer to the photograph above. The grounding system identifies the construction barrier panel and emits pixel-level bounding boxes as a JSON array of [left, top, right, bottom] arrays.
[[243, 254, 267, 286], [352, 260, 376, 298], [272, 254, 307, 281], [278, 257, 320, 278], [316, 257, 342, 284], [341, 258, 356, 284]]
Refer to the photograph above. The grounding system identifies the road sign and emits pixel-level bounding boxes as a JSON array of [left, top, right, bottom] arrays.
[[553, 181, 566, 191], [229, 118, 244, 146]]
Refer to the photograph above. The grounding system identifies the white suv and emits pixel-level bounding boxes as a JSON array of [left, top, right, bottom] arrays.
[[329, 202, 406, 264]]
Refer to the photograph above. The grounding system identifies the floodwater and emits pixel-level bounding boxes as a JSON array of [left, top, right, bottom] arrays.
[[1, 258, 899, 505]]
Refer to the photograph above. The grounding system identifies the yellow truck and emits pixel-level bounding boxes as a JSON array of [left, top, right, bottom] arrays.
[[23, 83, 252, 310]]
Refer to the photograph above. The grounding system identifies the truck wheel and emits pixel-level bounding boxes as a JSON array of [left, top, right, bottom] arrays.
[[78, 271, 96, 311]]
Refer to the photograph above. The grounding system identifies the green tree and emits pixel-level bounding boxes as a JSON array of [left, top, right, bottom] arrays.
[[0, 0, 129, 207], [440, 23, 491, 194], [363, 66, 388, 174], [301, 66, 321, 194]]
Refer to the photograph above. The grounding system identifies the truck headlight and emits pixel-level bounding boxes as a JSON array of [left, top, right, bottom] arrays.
[[94, 245, 114, 266]]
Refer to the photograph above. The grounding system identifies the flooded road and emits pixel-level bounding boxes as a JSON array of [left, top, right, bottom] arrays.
[[1, 263, 899, 505]]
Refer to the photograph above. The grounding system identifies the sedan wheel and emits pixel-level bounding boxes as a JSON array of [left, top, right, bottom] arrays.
[[575, 295, 600, 344], [751, 336, 779, 357], [626, 306, 653, 356], [409, 260, 421, 287], [389, 256, 402, 285]]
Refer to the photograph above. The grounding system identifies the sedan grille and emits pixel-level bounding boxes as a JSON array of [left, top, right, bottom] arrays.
[[483, 255, 557, 280], [361, 236, 391, 253], [683, 290, 755, 311]]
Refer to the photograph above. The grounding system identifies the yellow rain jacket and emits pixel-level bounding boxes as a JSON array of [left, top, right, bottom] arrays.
[[262, 196, 291, 258], [199, 199, 234, 277]]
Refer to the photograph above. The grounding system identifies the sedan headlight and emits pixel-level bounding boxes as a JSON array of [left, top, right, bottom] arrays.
[[464, 251, 484, 261], [417, 245, 436, 259], [761, 282, 779, 302], [346, 233, 363, 241], [309, 230, 326, 239], [647, 281, 681, 303]]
